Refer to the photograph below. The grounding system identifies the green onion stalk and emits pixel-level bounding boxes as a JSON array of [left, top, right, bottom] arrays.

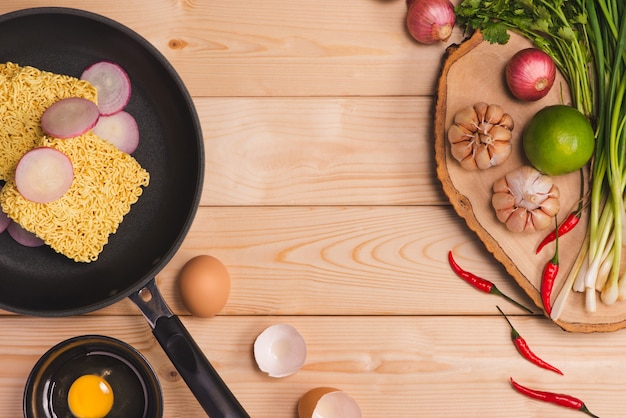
[[455, 0, 626, 315], [571, 0, 626, 310]]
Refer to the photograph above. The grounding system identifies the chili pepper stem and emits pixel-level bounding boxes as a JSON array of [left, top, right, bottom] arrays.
[[553, 215, 559, 265], [536, 211, 581, 254], [510, 377, 599, 417], [497, 306, 563, 375], [535, 170, 587, 254], [448, 251, 534, 313], [580, 404, 600, 418], [496, 305, 516, 333], [491, 288, 534, 313], [541, 217, 560, 315]]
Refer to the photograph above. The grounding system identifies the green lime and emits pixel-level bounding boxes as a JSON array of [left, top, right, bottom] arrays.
[[522, 105, 594, 175]]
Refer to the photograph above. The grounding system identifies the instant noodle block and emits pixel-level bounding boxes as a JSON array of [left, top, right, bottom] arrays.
[[0, 132, 149, 263], [0, 62, 97, 181]]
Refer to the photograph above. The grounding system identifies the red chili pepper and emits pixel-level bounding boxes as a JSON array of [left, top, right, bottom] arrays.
[[536, 172, 586, 254], [496, 306, 563, 375], [447, 251, 533, 313], [541, 255, 559, 315], [536, 211, 581, 254], [541, 217, 560, 315], [509, 377, 599, 417]]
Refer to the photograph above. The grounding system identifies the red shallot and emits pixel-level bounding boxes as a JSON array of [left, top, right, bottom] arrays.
[[406, 0, 455, 44], [0, 185, 8, 234], [40, 97, 100, 139], [81, 61, 131, 115], [15, 147, 74, 204], [0, 210, 9, 234], [506, 48, 556, 101], [93, 111, 140, 154], [7, 222, 44, 247]]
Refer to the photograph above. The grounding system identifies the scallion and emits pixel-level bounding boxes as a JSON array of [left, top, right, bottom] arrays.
[[455, 0, 626, 316]]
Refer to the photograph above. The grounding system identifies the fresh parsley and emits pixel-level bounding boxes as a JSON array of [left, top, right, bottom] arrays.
[[455, 0, 592, 116], [455, 0, 626, 314]]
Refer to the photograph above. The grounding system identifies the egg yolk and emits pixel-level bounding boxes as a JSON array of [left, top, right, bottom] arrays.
[[67, 374, 114, 418]]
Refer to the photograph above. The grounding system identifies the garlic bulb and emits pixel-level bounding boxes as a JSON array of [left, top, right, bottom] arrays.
[[448, 102, 514, 170], [492, 166, 560, 232]]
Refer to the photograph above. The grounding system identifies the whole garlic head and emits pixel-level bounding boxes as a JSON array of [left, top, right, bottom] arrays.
[[448, 102, 514, 170], [492, 166, 560, 232]]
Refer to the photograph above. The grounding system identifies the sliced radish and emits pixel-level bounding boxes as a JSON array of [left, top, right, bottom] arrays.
[[7, 221, 44, 247], [0, 210, 9, 234], [0, 184, 9, 234], [81, 61, 131, 115], [15, 147, 74, 204], [40, 97, 100, 139], [93, 111, 140, 154]]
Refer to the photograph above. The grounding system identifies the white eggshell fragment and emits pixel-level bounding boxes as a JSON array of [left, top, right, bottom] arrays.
[[253, 324, 306, 378], [298, 387, 362, 418]]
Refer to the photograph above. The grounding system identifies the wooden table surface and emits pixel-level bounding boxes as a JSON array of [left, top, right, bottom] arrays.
[[2, 1, 626, 417]]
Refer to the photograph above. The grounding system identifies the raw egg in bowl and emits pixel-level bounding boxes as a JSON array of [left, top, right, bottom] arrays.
[[23, 335, 162, 418], [67, 374, 114, 417]]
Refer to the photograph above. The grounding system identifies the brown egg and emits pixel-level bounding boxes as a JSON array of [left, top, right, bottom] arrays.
[[178, 255, 230, 317], [298, 387, 362, 418]]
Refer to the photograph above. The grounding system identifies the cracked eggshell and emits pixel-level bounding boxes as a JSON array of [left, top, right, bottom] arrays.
[[253, 324, 306, 378], [298, 387, 362, 418]]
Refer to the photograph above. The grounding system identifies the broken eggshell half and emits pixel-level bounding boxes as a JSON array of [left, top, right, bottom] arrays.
[[298, 387, 362, 418], [253, 323, 306, 378]]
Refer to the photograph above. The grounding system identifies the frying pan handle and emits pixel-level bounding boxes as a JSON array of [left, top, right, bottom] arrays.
[[153, 315, 249, 418], [130, 280, 250, 418]]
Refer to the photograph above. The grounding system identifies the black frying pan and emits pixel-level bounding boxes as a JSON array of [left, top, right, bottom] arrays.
[[0, 7, 248, 417]]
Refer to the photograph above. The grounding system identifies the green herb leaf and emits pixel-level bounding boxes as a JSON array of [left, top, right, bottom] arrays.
[[481, 24, 511, 44]]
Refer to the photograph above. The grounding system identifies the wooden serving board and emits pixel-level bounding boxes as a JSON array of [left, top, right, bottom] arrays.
[[434, 30, 626, 333]]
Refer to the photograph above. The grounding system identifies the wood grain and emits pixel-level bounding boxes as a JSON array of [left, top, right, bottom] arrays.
[[0, 0, 625, 417], [0, 0, 466, 97], [55, 205, 532, 318], [1, 315, 625, 418], [433, 31, 613, 332], [197, 96, 446, 206], [170, 206, 537, 315]]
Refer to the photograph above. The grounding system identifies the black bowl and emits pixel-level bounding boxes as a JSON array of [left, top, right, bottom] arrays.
[[24, 335, 163, 418]]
